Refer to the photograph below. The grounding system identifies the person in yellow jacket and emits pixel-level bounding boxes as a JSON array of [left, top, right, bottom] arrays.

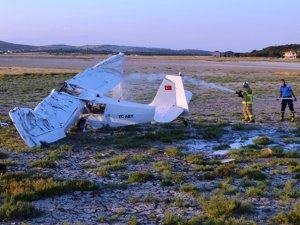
[[236, 81, 254, 123]]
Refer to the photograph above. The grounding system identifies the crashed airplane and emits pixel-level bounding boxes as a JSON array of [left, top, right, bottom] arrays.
[[9, 53, 192, 147]]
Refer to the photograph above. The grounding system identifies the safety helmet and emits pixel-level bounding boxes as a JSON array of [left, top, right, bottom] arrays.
[[243, 81, 250, 88]]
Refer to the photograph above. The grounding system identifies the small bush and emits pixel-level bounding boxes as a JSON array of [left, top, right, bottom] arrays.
[[246, 182, 268, 198], [132, 154, 149, 163], [239, 168, 267, 180], [0, 199, 41, 219], [186, 154, 204, 165], [48, 150, 65, 160], [128, 172, 154, 183], [214, 163, 236, 177], [162, 212, 183, 225], [147, 148, 160, 154], [179, 185, 198, 197], [164, 147, 182, 157], [283, 179, 300, 198], [199, 172, 217, 180], [95, 163, 126, 177], [128, 215, 139, 225], [199, 191, 253, 220], [58, 144, 74, 151], [270, 199, 300, 224], [4, 178, 98, 201], [100, 154, 128, 165], [30, 159, 56, 168], [253, 136, 273, 145], [153, 161, 173, 172]]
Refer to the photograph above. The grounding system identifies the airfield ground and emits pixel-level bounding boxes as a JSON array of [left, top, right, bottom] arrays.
[[0, 55, 300, 224]]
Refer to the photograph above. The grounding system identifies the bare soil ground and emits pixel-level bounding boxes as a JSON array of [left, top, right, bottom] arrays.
[[0, 56, 300, 224]]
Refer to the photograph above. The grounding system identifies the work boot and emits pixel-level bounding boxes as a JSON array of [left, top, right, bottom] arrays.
[[242, 117, 250, 122], [291, 113, 296, 122], [249, 117, 255, 123], [280, 112, 284, 121]]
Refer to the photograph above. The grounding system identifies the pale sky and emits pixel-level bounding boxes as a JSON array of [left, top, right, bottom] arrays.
[[1, 0, 299, 52]]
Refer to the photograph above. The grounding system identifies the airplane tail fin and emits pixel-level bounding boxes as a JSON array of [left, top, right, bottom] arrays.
[[150, 75, 192, 123]]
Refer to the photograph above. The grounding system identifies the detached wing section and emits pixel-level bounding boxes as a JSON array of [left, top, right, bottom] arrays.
[[9, 91, 84, 147], [66, 53, 124, 99]]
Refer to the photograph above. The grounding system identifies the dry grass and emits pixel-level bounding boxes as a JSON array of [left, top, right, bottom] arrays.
[[273, 71, 300, 76], [0, 66, 80, 76]]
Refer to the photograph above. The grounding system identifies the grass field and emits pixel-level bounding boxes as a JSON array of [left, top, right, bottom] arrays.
[[0, 57, 300, 224]]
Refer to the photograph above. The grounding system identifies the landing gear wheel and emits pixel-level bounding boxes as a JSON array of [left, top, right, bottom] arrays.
[[77, 118, 86, 131]]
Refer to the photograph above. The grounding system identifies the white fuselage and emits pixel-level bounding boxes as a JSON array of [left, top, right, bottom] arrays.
[[81, 98, 155, 129]]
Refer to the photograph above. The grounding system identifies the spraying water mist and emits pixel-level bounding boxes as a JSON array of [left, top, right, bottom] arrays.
[[182, 76, 236, 93], [112, 72, 286, 102]]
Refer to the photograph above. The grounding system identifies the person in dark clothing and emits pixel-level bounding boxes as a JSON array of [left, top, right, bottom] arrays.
[[277, 79, 297, 121]]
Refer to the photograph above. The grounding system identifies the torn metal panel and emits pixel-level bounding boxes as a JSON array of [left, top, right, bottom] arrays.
[[9, 91, 84, 147]]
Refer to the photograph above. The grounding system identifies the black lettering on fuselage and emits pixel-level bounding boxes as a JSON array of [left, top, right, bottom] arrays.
[[118, 114, 133, 119]]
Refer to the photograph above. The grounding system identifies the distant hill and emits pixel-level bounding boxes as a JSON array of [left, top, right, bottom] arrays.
[[0, 40, 211, 56], [246, 44, 300, 57], [0, 40, 37, 51]]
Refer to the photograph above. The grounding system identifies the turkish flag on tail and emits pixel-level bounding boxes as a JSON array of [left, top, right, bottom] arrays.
[[164, 85, 172, 91]]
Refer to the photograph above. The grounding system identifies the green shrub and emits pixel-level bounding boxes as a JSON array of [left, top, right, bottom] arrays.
[[128, 215, 140, 225], [147, 148, 160, 154], [186, 154, 204, 165], [164, 147, 182, 157], [270, 199, 300, 224], [153, 161, 173, 172], [30, 159, 56, 168], [0, 171, 29, 181], [186, 215, 205, 225], [58, 145, 74, 151], [175, 198, 190, 208], [196, 123, 227, 140], [132, 154, 149, 163], [246, 182, 268, 197], [288, 164, 300, 173], [95, 163, 126, 177], [239, 168, 267, 180], [162, 212, 183, 225], [4, 178, 97, 201], [283, 179, 300, 198], [253, 136, 273, 145], [0, 199, 41, 219], [100, 154, 128, 165], [195, 165, 213, 172], [214, 163, 236, 177], [48, 150, 65, 160], [179, 185, 198, 197], [199, 191, 253, 220], [218, 180, 237, 194], [199, 172, 217, 180], [128, 172, 154, 183]]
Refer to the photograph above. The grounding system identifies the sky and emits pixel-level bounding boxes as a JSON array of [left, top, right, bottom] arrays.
[[0, 0, 300, 52]]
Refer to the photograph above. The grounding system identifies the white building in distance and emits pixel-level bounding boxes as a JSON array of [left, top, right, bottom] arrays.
[[283, 50, 299, 59]]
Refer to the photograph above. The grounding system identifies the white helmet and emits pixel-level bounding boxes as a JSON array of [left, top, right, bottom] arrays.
[[243, 81, 250, 88]]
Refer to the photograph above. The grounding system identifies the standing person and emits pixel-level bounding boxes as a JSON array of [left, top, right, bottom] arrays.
[[236, 81, 255, 123], [277, 79, 297, 121]]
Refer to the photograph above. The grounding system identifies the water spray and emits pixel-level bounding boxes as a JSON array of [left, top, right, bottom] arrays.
[[181, 74, 297, 102]]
